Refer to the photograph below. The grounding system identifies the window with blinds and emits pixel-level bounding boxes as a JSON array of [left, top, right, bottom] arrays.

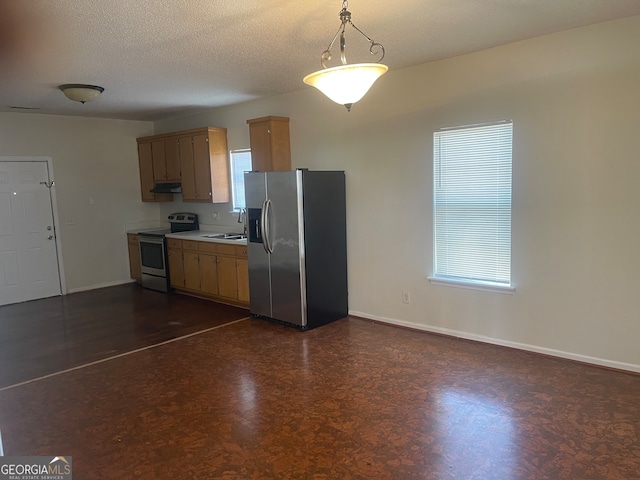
[[230, 149, 252, 210], [432, 121, 513, 289]]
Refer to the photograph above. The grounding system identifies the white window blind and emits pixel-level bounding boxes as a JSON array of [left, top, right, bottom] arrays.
[[230, 149, 252, 210], [433, 121, 513, 287]]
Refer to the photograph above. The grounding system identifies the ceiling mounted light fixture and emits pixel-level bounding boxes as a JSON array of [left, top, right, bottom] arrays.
[[58, 84, 104, 104], [303, 0, 387, 112]]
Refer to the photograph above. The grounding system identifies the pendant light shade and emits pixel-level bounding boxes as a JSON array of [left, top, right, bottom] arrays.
[[303, 1, 387, 112], [303, 63, 388, 111], [58, 84, 104, 104]]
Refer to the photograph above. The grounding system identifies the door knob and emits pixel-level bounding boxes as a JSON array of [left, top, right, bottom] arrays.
[[47, 235, 54, 240]]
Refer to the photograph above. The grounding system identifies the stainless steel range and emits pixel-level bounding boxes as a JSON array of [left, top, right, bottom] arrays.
[[138, 212, 199, 292]]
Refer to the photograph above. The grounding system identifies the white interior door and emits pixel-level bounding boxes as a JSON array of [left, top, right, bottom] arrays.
[[0, 161, 62, 305]]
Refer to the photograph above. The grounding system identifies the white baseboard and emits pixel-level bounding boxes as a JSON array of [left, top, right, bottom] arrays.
[[67, 279, 136, 294], [349, 310, 640, 374]]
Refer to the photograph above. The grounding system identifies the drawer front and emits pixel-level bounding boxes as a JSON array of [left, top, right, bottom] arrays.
[[235, 246, 248, 257], [198, 242, 218, 254], [167, 238, 182, 249], [216, 244, 237, 256], [182, 240, 199, 251]]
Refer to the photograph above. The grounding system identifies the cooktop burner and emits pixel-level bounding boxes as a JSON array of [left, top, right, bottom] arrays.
[[137, 228, 172, 237], [137, 213, 199, 238]]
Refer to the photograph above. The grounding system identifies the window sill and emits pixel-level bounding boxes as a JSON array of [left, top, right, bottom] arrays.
[[428, 276, 515, 294]]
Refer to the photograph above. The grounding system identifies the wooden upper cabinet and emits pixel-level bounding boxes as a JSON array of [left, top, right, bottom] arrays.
[[163, 138, 181, 182], [247, 116, 291, 171], [136, 126, 229, 203], [193, 133, 213, 201], [151, 140, 166, 181], [178, 135, 196, 201], [137, 141, 172, 202], [181, 128, 230, 203], [151, 139, 181, 183]]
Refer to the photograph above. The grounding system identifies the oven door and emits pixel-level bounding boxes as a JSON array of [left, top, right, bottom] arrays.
[[139, 235, 167, 277]]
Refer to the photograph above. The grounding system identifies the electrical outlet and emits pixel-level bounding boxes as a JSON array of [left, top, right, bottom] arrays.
[[211, 211, 219, 220], [402, 291, 411, 304]]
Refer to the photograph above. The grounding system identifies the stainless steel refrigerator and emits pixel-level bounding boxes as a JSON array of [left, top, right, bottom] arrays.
[[244, 169, 348, 330]]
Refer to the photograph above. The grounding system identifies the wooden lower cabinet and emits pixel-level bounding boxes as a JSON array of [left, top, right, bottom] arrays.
[[237, 257, 249, 303], [166, 238, 249, 308], [199, 252, 219, 295], [127, 233, 142, 282], [216, 255, 238, 299], [183, 251, 200, 291], [167, 240, 185, 288]]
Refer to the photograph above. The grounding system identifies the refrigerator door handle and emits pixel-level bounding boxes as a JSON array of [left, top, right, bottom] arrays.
[[265, 198, 274, 254], [261, 199, 269, 253], [261, 198, 274, 254]]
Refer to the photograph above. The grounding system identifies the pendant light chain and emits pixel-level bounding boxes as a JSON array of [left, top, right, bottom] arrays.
[[319, 0, 384, 69], [303, 0, 389, 111]]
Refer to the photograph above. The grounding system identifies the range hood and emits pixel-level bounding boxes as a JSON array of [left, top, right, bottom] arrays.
[[150, 182, 182, 194]]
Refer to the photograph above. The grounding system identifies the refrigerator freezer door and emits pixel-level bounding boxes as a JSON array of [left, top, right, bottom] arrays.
[[266, 171, 306, 327], [245, 173, 272, 318]]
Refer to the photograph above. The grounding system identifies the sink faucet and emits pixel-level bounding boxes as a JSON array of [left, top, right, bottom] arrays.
[[237, 208, 247, 236]]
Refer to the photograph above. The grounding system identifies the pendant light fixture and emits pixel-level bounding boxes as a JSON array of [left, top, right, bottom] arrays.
[[58, 84, 104, 104], [303, 0, 387, 112]]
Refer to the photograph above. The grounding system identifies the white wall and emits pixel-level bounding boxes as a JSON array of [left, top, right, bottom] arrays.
[[0, 112, 157, 292], [154, 15, 640, 371]]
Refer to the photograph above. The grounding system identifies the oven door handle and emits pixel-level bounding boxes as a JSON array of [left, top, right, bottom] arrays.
[[138, 235, 165, 245]]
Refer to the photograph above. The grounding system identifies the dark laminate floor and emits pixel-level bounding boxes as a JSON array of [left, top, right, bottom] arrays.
[[0, 300, 639, 479], [0, 310, 640, 480], [0, 283, 249, 388]]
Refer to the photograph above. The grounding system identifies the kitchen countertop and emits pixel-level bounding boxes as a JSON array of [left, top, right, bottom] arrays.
[[165, 230, 248, 245]]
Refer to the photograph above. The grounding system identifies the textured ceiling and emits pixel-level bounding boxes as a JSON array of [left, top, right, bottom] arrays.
[[1, 0, 640, 121]]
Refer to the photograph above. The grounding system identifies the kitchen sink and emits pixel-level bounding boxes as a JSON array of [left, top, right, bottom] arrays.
[[201, 233, 247, 240]]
